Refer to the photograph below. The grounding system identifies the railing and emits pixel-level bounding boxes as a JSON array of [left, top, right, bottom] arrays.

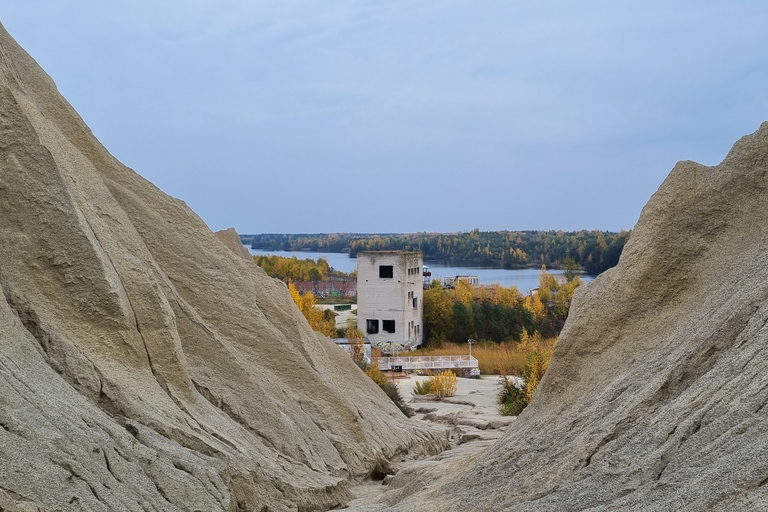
[[375, 355, 479, 371]]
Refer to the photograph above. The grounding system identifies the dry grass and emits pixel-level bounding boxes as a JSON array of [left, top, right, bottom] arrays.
[[409, 339, 556, 376]]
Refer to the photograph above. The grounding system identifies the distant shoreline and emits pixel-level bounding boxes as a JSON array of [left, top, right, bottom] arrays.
[[245, 246, 586, 273]]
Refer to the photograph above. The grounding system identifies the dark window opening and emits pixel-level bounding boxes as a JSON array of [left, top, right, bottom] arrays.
[[413, 297, 418, 308], [379, 265, 394, 278], [366, 319, 379, 334], [383, 320, 395, 333]]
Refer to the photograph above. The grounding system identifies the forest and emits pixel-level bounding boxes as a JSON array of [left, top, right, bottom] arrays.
[[423, 264, 582, 343], [253, 254, 354, 281], [241, 229, 629, 275]]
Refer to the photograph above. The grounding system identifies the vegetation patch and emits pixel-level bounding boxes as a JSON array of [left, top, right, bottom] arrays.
[[254, 253, 355, 281], [355, 360, 413, 417], [410, 332, 556, 376], [498, 341, 554, 415], [412, 370, 459, 398]]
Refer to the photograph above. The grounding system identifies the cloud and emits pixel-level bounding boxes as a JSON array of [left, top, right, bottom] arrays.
[[2, 0, 767, 233]]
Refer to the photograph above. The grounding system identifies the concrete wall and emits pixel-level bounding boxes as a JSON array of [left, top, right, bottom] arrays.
[[357, 251, 423, 353]]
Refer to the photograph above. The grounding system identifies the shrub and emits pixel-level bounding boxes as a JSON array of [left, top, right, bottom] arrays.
[[498, 344, 555, 415], [431, 370, 458, 397], [413, 379, 433, 395], [412, 371, 458, 397], [498, 375, 527, 416], [363, 362, 413, 417], [365, 362, 388, 387], [381, 381, 414, 417], [523, 347, 553, 404]]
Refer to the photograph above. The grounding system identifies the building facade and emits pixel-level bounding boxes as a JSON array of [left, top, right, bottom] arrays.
[[357, 251, 424, 354]]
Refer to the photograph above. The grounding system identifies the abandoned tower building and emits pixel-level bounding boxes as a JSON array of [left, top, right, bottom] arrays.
[[356, 251, 424, 354]]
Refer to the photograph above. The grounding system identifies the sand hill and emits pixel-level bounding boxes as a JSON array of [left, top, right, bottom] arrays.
[[352, 124, 768, 511], [0, 22, 445, 512]]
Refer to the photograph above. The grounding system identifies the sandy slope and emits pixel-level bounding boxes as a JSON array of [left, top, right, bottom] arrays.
[[0, 21, 445, 512]]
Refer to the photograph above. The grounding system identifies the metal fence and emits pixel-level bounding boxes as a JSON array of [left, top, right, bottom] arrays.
[[375, 355, 478, 371]]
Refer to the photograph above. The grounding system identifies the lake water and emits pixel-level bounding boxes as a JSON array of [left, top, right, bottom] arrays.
[[246, 248, 594, 294]]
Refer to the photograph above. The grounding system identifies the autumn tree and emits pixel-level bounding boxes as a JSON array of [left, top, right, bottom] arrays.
[[254, 255, 342, 283], [423, 281, 453, 344], [288, 283, 337, 337], [530, 265, 583, 336], [498, 337, 556, 415], [344, 319, 366, 362]]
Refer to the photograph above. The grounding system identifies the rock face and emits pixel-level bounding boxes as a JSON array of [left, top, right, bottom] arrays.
[[361, 124, 768, 511], [0, 22, 444, 512]]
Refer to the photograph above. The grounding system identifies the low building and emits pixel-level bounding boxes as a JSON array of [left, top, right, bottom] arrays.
[[332, 338, 371, 363], [357, 251, 424, 354], [442, 275, 480, 288], [292, 280, 357, 298]]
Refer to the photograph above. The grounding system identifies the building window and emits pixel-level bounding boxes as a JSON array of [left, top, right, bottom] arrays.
[[413, 297, 418, 309], [366, 319, 379, 334], [382, 320, 395, 333], [379, 265, 394, 278]]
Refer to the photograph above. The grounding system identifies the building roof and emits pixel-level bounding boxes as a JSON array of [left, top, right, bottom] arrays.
[[357, 250, 422, 256]]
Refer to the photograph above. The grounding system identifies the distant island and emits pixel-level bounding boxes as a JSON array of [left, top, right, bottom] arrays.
[[240, 229, 630, 275]]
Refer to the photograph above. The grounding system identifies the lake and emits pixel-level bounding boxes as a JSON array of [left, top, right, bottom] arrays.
[[246, 248, 594, 294]]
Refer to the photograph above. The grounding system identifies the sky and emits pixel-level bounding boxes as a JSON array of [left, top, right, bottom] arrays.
[[1, 1, 767, 234]]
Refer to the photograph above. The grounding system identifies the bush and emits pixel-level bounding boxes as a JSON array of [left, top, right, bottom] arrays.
[[497, 345, 555, 415], [431, 370, 458, 397], [413, 379, 433, 395], [381, 381, 414, 417], [498, 375, 527, 416], [365, 362, 388, 387], [363, 362, 413, 417], [413, 371, 458, 398]]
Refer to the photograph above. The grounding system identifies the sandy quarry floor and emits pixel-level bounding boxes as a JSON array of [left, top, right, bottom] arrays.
[[342, 375, 515, 508]]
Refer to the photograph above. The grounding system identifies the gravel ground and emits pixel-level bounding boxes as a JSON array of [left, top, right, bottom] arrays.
[[340, 374, 516, 509]]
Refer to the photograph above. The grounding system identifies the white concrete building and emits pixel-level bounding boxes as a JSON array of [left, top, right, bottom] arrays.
[[357, 251, 424, 354]]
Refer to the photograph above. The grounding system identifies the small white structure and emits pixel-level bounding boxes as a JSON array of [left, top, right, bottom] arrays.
[[442, 275, 480, 288], [357, 251, 424, 354], [332, 339, 372, 363]]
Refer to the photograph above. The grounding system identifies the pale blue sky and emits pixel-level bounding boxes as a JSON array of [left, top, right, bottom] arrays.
[[2, 1, 767, 233]]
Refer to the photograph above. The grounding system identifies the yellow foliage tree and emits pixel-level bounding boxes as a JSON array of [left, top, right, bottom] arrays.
[[524, 346, 554, 404], [423, 283, 453, 343], [345, 319, 366, 362], [288, 283, 337, 337], [365, 361, 388, 387], [453, 279, 474, 305], [523, 294, 547, 324], [490, 284, 521, 308]]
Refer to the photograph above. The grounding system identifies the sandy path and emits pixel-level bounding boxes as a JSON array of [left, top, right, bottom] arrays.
[[340, 375, 515, 509]]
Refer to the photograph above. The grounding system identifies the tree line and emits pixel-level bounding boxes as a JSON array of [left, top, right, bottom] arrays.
[[253, 254, 354, 282], [242, 229, 629, 275], [424, 265, 583, 344]]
